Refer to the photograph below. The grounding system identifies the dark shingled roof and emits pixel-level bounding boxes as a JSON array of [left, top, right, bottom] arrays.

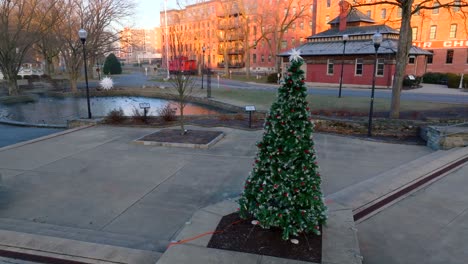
[[279, 39, 432, 57], [328, 8, 375, 25], [308, 25, 399, 39]]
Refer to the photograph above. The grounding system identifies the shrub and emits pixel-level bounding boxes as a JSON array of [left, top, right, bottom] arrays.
[[234, 113, 245, 120], [446, 73, 461, 88], [422, 72, 447, 84], [103, 53, 122, 75], [131, 107, 146, 123], [157, 103, 176, 122], [266, 73, 278, 83], [105, 108, 125, 123], [218, 114, 230, 121]]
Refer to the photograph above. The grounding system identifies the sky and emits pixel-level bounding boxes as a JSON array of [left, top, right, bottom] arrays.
[[134, 1, 180, 29]]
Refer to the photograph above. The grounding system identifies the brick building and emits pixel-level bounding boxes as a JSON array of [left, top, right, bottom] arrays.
[[118, 27, 162, 65], [160, 0, 312, 73], [315, 0, 468, 75], [281, 8, 430, 87], [159, 0, 468, 76]]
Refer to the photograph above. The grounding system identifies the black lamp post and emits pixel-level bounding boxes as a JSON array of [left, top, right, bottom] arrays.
[[338, 34, 349, 98], [368, 32, 383, 137], [201, 45, 206, 90], [78, 29, 91, 119]]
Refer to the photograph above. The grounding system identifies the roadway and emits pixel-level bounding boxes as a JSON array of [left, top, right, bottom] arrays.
[[83, 69, 468, 105]]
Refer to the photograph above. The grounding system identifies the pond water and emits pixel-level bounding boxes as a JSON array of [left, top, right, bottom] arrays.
[[0, 96, 225, 125]]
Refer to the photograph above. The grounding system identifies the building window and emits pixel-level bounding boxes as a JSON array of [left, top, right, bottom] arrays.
[[253, 54, 257, 63], [326, 0, 330, 8], [300, 22, 304, 30], [408, 56, 415, 64], [427, 50, 434, 64], [292, 23, 296, 29], [355, 58, 363, 75], [281, 40, 287, 49], [429, 26, 437, 40], [433, 2, 439, 14], [292, 38, 296, 46], [450, 24, 457, 38], [327, 59, 334, 75], [412, 27, 418, 41], [377, 58, 384, 76], [453, 0, 461, 12], [466, 49, 468, 64], [325, 15, 330, 23], [261, 54, 265, 63], [381, 8, 386, 19], [446, 50, 454, 64], [309, 21, 313, 28], [397, 7, 402, 18], [268, 54, 272, 62], [366, 10, 371, 18]]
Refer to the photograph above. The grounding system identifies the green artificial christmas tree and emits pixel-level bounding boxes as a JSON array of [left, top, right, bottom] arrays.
[[239, 49, 327, 240]]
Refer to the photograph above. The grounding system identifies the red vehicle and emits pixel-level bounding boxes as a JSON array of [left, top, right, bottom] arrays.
[[169, 56, 197, 74]]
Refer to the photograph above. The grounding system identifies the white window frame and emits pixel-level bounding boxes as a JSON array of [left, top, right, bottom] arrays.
[[355, 58, 363, 76]]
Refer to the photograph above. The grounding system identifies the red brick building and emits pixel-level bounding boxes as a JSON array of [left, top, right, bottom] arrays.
[[281, 8, 430, 87], [315, 0, 468, 75]]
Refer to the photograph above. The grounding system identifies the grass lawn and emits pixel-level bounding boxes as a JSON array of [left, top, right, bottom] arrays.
[[210, 88, 459, 113], [226, 75, 270, 84]]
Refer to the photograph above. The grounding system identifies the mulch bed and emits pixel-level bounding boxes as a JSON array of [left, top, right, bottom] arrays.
[[207, 212, 321, 263], [139, 129, 223, 144]]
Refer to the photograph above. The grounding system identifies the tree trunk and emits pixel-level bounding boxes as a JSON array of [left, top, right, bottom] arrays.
[[7, 78, 19, 96], [70, 77, 78, 92], [179, 104, 185, 135], [390, 1, 413, 119]]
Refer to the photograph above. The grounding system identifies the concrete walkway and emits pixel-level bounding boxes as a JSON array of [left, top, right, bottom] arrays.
[[357, 163, 468, 264], [0, 125, 433, 262]]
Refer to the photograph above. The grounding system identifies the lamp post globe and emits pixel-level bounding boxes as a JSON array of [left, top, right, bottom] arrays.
[[78, 29, 92, 119], [338, 34, 349, 98], [368, 32, 382, 137]]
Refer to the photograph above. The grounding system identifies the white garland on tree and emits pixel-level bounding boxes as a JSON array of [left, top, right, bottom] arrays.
[[100, 77, 114, 90]]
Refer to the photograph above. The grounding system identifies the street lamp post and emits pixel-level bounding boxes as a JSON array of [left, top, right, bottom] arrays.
[[368, 32, 383, 137], [338, 34, 349, 98], [78, 29, 92, 119], [201, 46, 206, 90]]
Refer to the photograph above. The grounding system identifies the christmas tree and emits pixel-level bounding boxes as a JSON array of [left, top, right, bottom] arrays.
[[238, 49, 327, 240]]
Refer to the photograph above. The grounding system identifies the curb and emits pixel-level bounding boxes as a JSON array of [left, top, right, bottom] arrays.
[[134, 131, 225, 149], [0, 230, 160, 264], [0, 120, 66, 129], [157, 199, 362, 264], [326, 147, 468, 223]]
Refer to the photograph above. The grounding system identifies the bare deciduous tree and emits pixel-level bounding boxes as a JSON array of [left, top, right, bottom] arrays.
[[0, 0, 62, 95], [56, 0, 135, 92]]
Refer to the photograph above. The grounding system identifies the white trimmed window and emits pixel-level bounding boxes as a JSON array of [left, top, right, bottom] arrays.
[[327, 59, 334, 75], [355, 58, 363, 75], [377, 58, 384, 76]]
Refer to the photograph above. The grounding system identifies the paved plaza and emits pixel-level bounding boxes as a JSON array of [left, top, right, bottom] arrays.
[[0, 125, 466, 263]]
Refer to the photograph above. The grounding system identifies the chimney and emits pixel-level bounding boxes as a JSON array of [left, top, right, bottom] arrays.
[[339, 1, 350, 31]]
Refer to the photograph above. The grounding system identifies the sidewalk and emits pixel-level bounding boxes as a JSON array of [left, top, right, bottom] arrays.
[[357, 163, 468, 264], [0, 125, 433, 263]]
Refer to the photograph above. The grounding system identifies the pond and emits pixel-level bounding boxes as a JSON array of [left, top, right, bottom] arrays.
[[0, 96, 226, 125]]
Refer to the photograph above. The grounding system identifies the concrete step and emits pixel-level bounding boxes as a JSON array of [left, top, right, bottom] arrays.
[[0, 217, 168, 253], [327, 147, 468, 222], [0, 229, 161, 264]]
